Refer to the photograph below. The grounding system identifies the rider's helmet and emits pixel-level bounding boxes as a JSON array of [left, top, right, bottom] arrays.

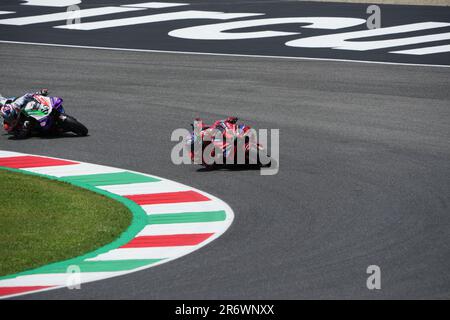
[[223, 117, 239, 134], [1, 104, 20, 127], [226, 116, 238, 124], [0, 94, 8, 108]]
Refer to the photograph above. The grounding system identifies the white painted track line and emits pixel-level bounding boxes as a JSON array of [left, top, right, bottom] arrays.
[[0, 7, 145, 26], [0, 40, 448, 68], [392, 44, 450, 55], [121, 2, 189, 9]]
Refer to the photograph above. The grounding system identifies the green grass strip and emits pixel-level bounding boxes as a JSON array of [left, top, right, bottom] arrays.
[[0, 167, 148, 280], [62, 171, 160, 186], [147, 211, 227, 224]]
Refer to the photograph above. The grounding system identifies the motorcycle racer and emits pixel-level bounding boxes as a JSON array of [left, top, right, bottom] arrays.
[[195, 116, 251, 141], [0, 89, 50, 138], [188, 116, 261, 166]]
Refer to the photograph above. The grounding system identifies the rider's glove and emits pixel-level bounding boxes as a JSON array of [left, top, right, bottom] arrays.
[[3, 122, 11, 132]]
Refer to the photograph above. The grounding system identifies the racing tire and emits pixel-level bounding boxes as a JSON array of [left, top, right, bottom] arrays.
[[61, 115, 88, 136]]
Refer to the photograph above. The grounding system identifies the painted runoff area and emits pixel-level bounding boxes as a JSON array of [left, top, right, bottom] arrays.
[[1, 1, 450, 63], [0, 150, 234, 299]]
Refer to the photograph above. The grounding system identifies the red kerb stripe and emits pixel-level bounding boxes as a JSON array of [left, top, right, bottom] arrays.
[[121, 233, 214, 248], [0, 156, 77, 169], [125, 190, 210, 205], [0, 286, 54, 296]]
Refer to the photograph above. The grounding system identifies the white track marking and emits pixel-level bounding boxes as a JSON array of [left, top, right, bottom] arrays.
[[0, 151, 25, 158], [0, 271, 127, 287], [98, 181, 190, 195], [0, 40, 448, 68], [0, 11, 15, 15], [391, 44, 450, 55], [121, 2, 189, 9], [169, 17, 365, 40], [54, 11, 262, 31], [22, 0, 81, 7], [23, 163, 124, 177], [87, 246, 198, 261], [138, 221, 228, 236], [286, 22, 450, 51], [0, 7, 146, 26], [142, 201, 227, 215]]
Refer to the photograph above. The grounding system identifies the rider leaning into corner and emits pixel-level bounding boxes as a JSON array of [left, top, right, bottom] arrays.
[[193, 116, 252, 140], [189, 116, 258, 157], [0, 88, 50, 139]]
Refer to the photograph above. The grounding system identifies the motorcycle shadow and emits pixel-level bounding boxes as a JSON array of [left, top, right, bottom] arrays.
[[38, 132, 89, 140], [7, 132, 88, 140], [196, 164, 265, 172]]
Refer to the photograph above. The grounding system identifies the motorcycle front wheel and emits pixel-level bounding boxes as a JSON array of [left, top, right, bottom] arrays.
[[60, 115, 88, 136]]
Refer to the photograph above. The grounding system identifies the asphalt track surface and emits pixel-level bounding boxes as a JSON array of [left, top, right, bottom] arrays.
[[1, 43, 449, 299], [1, 0, 450, 65]]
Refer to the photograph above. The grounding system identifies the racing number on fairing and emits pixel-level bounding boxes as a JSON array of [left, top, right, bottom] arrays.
[[24, 101, 50, 116]]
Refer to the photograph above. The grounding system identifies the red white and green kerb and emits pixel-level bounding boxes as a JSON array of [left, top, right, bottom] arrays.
[[0, 150, 234, 299]]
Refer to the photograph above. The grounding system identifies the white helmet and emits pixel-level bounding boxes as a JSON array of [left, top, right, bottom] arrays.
[[0, 94, 7, 108]]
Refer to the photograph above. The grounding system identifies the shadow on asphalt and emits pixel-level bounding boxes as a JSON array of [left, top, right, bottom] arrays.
[[6, 133, 89, 140], [196, 164, 265, 172]]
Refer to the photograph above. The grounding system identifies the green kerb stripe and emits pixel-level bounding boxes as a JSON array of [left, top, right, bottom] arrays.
[[147, 211, 227, 224], [62, 172, 160, 186], [27, 259, 162, 274]]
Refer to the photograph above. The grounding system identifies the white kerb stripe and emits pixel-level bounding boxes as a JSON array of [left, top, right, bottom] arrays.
[[0, 272, 127, 287], [0, 151, 25, 158], [87, 246, 198, 261], [23, 163, 125, 177], [137, 221, 227, 236], [142, 200, 225, 215], [98, 180, 190, 195]]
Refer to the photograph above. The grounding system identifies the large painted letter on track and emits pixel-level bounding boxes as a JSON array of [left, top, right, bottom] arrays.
[[285, 22, 450, 54], [169, 17, 366, 40], [55, 11, 264, 30]]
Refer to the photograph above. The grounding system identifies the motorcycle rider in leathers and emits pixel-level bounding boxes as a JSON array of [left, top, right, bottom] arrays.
[[0, 89, 49, 138], [190, 116, 255, 163]]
